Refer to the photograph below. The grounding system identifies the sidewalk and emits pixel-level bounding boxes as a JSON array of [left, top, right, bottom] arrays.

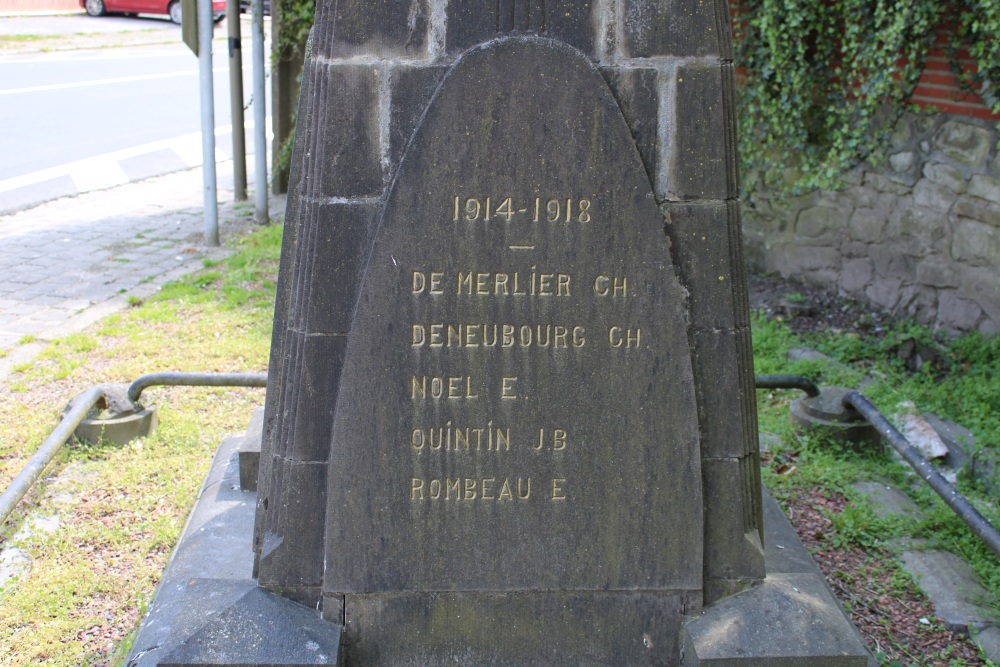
[[0, 159, 284, 379]]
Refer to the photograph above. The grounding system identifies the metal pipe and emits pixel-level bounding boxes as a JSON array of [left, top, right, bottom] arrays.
[[0, 386, 104, 526], [227, 0, 247, 200], [128, 372, 267, 403], [754, 374, 821, 397], [843, 391, 1000, 560], [198, 0, 219, 246], [251, 0, 268, 224]]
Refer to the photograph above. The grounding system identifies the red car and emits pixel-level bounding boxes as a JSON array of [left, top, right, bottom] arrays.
[[81, 0, 225, 24]]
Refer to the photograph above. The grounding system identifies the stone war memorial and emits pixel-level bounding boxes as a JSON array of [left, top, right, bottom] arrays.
[[127, 1, 876, 665]]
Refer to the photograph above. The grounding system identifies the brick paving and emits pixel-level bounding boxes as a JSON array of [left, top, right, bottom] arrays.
[[0, 161, 284, 377]]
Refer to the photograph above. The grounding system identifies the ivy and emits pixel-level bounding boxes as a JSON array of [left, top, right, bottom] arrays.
[[734, 0, 998, 197]]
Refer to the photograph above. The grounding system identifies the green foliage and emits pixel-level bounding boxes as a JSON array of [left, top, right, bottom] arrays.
[[735, 0, 998, 196]]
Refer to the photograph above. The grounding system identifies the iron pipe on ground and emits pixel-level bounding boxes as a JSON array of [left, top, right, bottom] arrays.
[[127, 372, 268, 403], [0, 386, 104, 526], [754, 375, 821, 397], [842, 391, 1000, 560]]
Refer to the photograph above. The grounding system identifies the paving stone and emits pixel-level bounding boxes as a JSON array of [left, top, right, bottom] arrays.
[[850, 481, 922, 520], [900, 549, 998, 632]]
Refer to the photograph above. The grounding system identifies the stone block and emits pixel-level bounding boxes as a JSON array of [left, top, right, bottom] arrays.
[[839, 258, 873, 293], [900, 549, 996, 632], [701, 457, 765, 593], [889, 151, 916, 173], [938, 290, 984, 332], [846, 185, 878, 208], [313, 64, 383, 198], [446, 0, 596, 55], [690, 330, 754, 460], [622, 0, 732, 58], [665, 201, 738, 330], [313, 0, 428, 58], [797, 205, 850, 239], [865, 277, 904, 310], [670, 62, 736, 201], [923, 161, 967, 194], [969, 174, 1000, 204], [865, 171, 911, 195], [847, 207, 887, 243], [851, 481, 921, 520], [912, 178, 956, 213], [954, 194, 1000, 228], [952, 219, 1000, 267], [389, 65, 448, 169], [869, 246, 915, 281], [683, 573, 871, 667], [600, 67, 659, 184], [934, 119, 992, 166], [916, 258, 959, 289], [886, 206, 949, 257]]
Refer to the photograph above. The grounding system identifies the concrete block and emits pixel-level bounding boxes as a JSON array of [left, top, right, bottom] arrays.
[[900, 549, 998, 633]]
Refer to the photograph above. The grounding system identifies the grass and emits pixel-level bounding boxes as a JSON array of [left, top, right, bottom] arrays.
[[0, 223, 282, 667], [752, 310, 1000, 618]]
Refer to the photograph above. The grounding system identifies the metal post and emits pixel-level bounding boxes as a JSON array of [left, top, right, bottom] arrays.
[[251, 0, 268, 224], [227, 0, 247, 201], [199, 0, 219, 246]]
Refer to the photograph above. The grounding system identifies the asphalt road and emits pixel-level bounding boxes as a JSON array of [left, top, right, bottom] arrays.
[[0, 13, 269, 212]]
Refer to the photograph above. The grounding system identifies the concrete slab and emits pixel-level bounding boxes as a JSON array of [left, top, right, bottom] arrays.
[[851, 480, 922, 520], [900, 549, 999, 632]]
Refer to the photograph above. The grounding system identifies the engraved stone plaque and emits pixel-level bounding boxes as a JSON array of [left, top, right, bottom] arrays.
[[321, 36, 701, 662]]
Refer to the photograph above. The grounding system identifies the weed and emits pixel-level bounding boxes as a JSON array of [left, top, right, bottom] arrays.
[[17, 334, 35, 345]]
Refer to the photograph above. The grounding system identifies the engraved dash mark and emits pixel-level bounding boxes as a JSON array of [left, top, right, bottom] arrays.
[[509, 245, 536, 251]]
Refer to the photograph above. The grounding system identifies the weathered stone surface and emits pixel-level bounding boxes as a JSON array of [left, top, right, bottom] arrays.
[[851, 481, 921, 520], [671, 62, 737, 200], [923, 161, 966, 193], [797, 205, 849, 238], [865, 171, 911, 195], [683, 573, 872, 667], [938, 290, 984, 332], [889, 151, 916, 173], [952, 219, 1000, 266], [389, 65, 448, 170], [969, 174, 1000, 204], [319, 38, 704, 661], [343, 591, 688, 665], [934, 120, 992, 166], [313, 0, 428, 58], [601, 67, 659, 184], [954, 195, 1000, 228], [916, 258, 959, 289], [839, 258, 873, 293], [446, 0, 596, 56], [622, 0, 733, 58], [901, 549, 997, 632], [314, 64, 383, 198], [912, 179, 955, 213]]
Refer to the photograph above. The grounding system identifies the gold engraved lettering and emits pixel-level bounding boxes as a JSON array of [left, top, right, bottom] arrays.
[[410, 423, 508, 451], [454, 271, 571, 296], [535, 428, 568, 450], [594, 275, 627, 297], [551, 478, 567, 500], [409, 477, 532, 501], [454, 196, 592, 223], [609, 327, 642, 349], [501, 377, 517, 400], [410, 376, 479, 399], [412, 271, 445, 294], [573, 326, 586, 347]]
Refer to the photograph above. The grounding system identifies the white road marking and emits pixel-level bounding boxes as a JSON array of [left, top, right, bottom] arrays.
[[0, 117, 271, 194], [0, 66, 231, 95]]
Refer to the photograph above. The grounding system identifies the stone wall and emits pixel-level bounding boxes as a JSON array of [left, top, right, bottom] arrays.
[[743, 112, 1000, 334]]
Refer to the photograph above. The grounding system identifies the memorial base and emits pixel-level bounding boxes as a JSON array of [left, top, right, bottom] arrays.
[[125, 413, 873, 667]]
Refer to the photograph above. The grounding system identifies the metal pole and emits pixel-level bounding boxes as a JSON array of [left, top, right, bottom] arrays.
[[199, 0, 219, 246], [227, 0, 247, 200], [843, 391, 1000, 560], [251, 0, 268, 224], [127, 372, 268, 403], [0, 387, 103, 526], [754, 375, 821, 397]]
